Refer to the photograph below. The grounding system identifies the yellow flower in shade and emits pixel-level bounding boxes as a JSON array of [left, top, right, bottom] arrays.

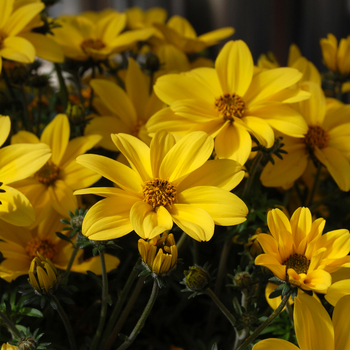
[[152, 15, 234, 54], [261, 82, 350, 191], [85, 58, 165, 150], [320, 33, 350, 75], [51, 11, 153, 61], [258, 44, 321, 86], [10, 114, 102, 226], [28, 252, 58, 294], [255, 207, 350, 293], [0, 216, 120, 282], [126, 6, 167, 30], [75, 130, 248, 242], [138, 232, 177, 275], [253, 292, 350, 350], [147, 40, 309, 166], [0, 116, 51, 226]]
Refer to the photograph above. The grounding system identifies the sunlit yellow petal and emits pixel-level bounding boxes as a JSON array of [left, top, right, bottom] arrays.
[[253, 339, 299, 350]]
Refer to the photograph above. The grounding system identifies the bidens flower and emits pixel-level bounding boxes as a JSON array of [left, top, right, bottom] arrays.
[[28, 252, 59, 295], [75, 130, 248, 242], [255, 207, 350, 293], [138, 232, 177, 275]]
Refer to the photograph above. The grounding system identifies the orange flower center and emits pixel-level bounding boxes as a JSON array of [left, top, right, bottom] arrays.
[[304, 125, 329, 150], [215, 93, 245, 121], [133, 120, 145, 137], [142, 178, 177, 209], [283, 253, 310, 275], [35, 161, 60, 185], [81, 38, 106, 53], [26, 237, 58, 260]]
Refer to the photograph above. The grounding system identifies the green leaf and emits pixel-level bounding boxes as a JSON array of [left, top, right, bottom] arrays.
[[55, 232, 74, 246], [19, 307, 43, 318]]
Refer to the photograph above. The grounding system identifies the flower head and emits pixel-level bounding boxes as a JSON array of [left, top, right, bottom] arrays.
[[255, 207, 350, 293], [75, 130, 248, 241], [138, 232, 177, 276]]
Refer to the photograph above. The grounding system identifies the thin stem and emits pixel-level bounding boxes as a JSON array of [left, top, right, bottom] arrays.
[[64, 244, 80, 277], [242, 151, 263, 198], [192, 238, 199, 265], [116, 279, 159, 350], [88, 67, 95, 112], [306, 162, 322, 207], [55, 63, 68, 111], [100, 258, 141, 349], [235, 291, 292, 350], [104, 276, 146, 350], [90, 250, 109, 350], [1, 68, 17, 101], [206, 288, 236, 327], [0, 310, 21, 338], [51, 295, 77, 350], [176, 232, 188, 252]]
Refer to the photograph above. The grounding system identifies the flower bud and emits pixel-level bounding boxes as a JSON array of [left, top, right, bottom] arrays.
[[245, 231, 263, 259], [28, 253, 59, 295], [17, 337, 37, 350], [183, 265, 210, 292], [138, 232, 178, 276], [66, 103, 85, 124], [233, 272, 252, 288]]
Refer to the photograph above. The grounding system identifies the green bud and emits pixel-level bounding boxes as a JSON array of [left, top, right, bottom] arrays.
[[234, 272, 252, 288], [66, 102, 85, 124], [184, 265, 210, 292], [18, 337, 38, 350]]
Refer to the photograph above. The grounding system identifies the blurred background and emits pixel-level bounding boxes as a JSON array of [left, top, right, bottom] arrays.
[[49, 0, 350, 71]]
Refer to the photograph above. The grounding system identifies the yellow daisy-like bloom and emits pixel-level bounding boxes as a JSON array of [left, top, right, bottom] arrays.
[[51, 10, 153, 61], [0, 217, 120, 282], [0, 115, 51, 226], [253, 292, 350, 350], [138, 232, 177, 275], [152, 15, 234, 54], [75, 130, 248, 241], [261, 82, 350, 191], [147, 40, 309, 165], [320, 33, 350, 75], [255, 207, 350, 293], [85, 58, 165, 150], [10, 114, 102, 226]]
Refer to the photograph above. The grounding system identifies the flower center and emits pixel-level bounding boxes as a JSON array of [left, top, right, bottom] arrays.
[[81, 38, 106, 53], [304, 126, 329, 150], [26, 237, 58, 260], [215, 93, 245, 121], [283, 253, 310, 275], [142, 178, 177, 209], [133, 120, 145, 137], [34, 161, 60, 185]]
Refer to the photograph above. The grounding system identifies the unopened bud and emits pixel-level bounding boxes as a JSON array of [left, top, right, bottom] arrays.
[[234, 272, 252, 288], [183, 265, 210, 292]]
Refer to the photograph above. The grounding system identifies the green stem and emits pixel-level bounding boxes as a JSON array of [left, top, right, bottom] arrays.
[[88, 67, 95, 112], [235, 291, 292, 350], [104, 276, 145, 350], [242, 151, 263, 198], [192, 239, 199, 265], [306, 162, 322, 207], [55, 63, 68, 111], [206, 288, 236, 327], [0, 310, 21, 338], [101, 258, 141, 349], [176, 231, 188, 252], [51, 295, 77, 350], [116, 279, 159, 350], [65, 244, 80, 277], [90, 250, 109, 350], [1, 68, 17, 101]]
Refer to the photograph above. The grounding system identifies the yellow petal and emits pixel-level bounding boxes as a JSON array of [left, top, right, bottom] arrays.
[[325, 280, 350, 306], [241, 116, 275, 148], [252, 339, 299, 350], [178, 186, 247, 226], [111, 133, 152, 181], [290, 207, 312, 249], [169, 203, 215, 242], [267, 208, 292, 240], [215, 40, 253, 96], [294, 293, 334, 350], [71, 253, 120, 275], [254, 254, 286, 280], [96, 12, 126, 42], [82, 196, 137, 240], [198, 27, 234, 45], [0, 0, 14, 29], [1, 36, 35, 63], [48, 179, 77, 217], [332, 294, 350, 349], [160, 131, 214, 182], [0, 116, 10, 147], [130, 201, 173, 239], [76, 154, 143, 193], [11, 130, 39, 144]]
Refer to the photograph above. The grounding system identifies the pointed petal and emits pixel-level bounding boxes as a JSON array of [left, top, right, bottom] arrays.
[[332, 294, 350, 350], [1, 36, 35, 63], [48, 180, 77, 217], [0, 116, 10, 147], [267, 209, 292, 240], [11, 130, 39, 144]]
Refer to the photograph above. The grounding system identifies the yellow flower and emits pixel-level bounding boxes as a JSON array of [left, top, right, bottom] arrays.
[[320, 33, 350, 75], [51, 11, 154, 61], [253, 292, 350, 350], [261, 82, 350, 191], [255, 207, 350, 293], [126, 6, 167, 30], [85, 58, 165, 150], [138, 232, 177, 275], [10, 114, 102, 225], [0, 0, 63, 72], [0, 216, 120, 282], [75, 130, 248, 241], [1, 344, 17, 350], [28, 252, 59, 294], [153, 15, 234, 54], [0, 115, 51, 226], [147, 40, 309, 166]]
